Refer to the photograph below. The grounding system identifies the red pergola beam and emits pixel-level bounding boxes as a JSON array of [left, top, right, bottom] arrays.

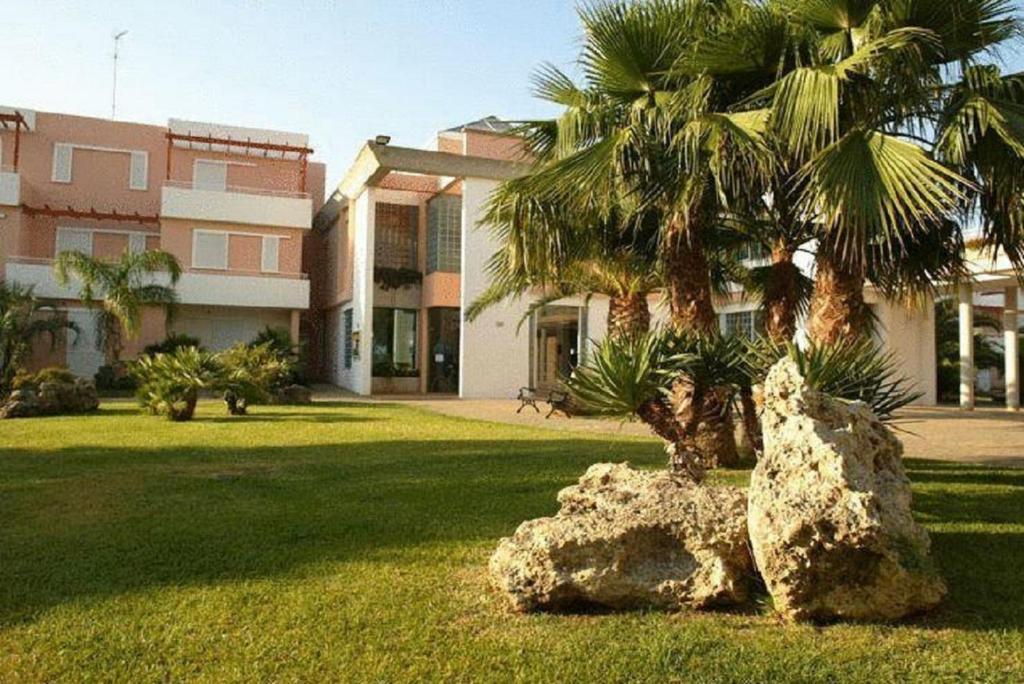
[[165, 131, 313, 155], [0, 111, 28, 171], [22, 204, 160, 225], [165, 130, 313, 194]]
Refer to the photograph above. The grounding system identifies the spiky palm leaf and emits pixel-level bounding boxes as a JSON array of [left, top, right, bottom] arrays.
[[745, 336, 922, 419]]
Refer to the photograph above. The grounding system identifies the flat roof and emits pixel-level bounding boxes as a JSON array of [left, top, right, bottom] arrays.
[[335, 141, 531, 200]]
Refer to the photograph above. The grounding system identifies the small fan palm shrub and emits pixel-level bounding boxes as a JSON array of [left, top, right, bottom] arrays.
[[0, 283, 79, 395], [143, 333, 202, 357], [250, 326, 306, 385], [219, 342, 294, 415], [566, 329, 749, 478], [131, 347, 222, 422]]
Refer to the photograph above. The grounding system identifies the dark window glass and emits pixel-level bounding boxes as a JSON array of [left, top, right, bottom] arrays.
[[372, 308, 419, 374], [343, 309, 353, 369], [375, 203, 418, 270]]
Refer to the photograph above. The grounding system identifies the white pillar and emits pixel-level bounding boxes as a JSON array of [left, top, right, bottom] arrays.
[[959, 284, 975, 410], [1004, 285, 1019, 410]]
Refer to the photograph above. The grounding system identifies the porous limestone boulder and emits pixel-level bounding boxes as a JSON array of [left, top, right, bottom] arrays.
[[748, 357, 946, 622], [489, 462, 752, 613], [0, 377, 98, 419]]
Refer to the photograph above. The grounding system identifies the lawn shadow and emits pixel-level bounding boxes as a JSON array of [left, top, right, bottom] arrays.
[[0, 436, 665, 626], [1, 438, 1021, 633], [903, 459, 1024, 631]]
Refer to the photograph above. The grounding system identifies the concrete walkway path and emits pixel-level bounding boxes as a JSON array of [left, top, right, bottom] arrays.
[[311, 386, 1024, 467]]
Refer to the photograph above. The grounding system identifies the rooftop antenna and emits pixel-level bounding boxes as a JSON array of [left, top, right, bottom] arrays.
[[111, 30, 129, 119]]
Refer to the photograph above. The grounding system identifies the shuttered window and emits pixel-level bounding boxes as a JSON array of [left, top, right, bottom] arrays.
[[192, 231, 229, 270], [56, 228, 93, 256], [129, 151, 148, 190], [193, 160, 228, 191], [722, 310, 764, 339], [128, 232, 148, 255], [51, 143, 73, 183], [261, 236, 281, 272]]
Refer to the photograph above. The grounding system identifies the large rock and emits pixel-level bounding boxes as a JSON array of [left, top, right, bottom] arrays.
[[490, 463, 752, 613], [0, 376, 98, 419], [748, 357, 945, 622]]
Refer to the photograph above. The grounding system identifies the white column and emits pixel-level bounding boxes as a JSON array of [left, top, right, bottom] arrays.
[[959, 284, 975, 410], [459, 177, 531, 398], [1004, 285, 1019, 410]]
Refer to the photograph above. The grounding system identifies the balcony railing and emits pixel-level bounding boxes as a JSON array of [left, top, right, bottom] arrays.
[[163, 179, 310, 199], [185, 266, 309, 280]]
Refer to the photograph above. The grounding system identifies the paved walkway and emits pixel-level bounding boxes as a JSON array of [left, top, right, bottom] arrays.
[[312, 387, 1024, 468], [889, 406, 1024, 467]]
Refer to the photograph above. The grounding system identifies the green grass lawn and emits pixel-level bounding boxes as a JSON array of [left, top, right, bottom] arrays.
[[0, 402, 1021, 682]]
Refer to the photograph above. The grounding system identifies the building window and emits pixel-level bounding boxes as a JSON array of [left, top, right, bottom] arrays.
[[737, 242, 769, 262], [128, 232, 148, 255], [427, 194, 461, 273], [56, 228, 93, 256], [374, 203, 418, 270], [51, 143, 73, 183], [261, 236, 281, 272], [343, 309, 354, 369], [192, 230, 229, 270], [129, 151, 149, 190], [372, 308, 418, 374], [193, 160, 228, 191], [723, 310, 764, 339]]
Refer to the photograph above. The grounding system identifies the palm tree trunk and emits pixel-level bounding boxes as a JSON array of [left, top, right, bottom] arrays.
[[607, 293, 650, 338], [663, 220, 738, 469], [762, 243, 800, 342], [808, 250, 868, 346], [663, 225, 718, 334], [636, 396, 704, 481], [738, 385, 762, 457]]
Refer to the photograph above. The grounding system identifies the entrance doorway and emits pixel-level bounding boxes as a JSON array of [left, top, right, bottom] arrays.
[[427, 307, 460, 394], [533, 305, 581, 392]]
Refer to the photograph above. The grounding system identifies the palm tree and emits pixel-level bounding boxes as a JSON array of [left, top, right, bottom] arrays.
[[738, 0, 1024, 345], [0, 283, 79, 393], [469, 190, 662, 339], [487, 1, 772, 467], [54, 250, 181, 363], [516, 1, 770, 333]]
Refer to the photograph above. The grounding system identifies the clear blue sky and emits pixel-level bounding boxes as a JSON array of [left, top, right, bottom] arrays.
[[2, 1, 581, 188]]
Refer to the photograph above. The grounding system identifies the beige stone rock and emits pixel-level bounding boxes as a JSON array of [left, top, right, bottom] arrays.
[[489, 462, 752, 613], [748, 357, 946, 622]]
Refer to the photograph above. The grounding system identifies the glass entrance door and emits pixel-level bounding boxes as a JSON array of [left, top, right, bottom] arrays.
[[427, 307, 460, 394], [533, 305, 580, 392]]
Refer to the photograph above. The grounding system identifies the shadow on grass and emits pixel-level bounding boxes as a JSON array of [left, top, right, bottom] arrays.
[[0, 438, 1020, 633], [0, 436, 665, 626]]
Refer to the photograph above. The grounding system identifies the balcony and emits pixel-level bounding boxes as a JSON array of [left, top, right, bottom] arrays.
[[176, 269, 309, 309], [0, 167, 20, 206], [4, 257, 308, 310], [161, 180, 313, 229]]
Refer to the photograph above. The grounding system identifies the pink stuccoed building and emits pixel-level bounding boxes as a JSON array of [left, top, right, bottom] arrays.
[[0, 106, 324, 378]]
